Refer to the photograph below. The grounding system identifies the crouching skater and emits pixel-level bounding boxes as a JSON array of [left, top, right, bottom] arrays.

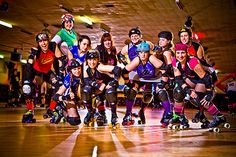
[[121, 41, 169, 126], [52, 59, 82, 125], [171, 43, 228, 130], [82, 49, 121, 127]]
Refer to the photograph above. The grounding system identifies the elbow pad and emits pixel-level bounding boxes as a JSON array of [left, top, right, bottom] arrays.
[[117, 51, 128, 65]]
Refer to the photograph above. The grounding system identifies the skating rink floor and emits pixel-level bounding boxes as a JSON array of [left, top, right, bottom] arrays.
[[0, 105, 235, 157]]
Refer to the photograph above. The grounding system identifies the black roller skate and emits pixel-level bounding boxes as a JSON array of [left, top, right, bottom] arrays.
[[179, 114, 190, 129], [50, 111, 62, 124], [208, 114, 230, 133], [84, 109, 95, 127], [168, 113, 189, 130], [122, 113, 135, 126], [137, 109, 146, 124], [160, 112, 173, 128], [96, 110, 107, 126], [192, 111, 210, 128], [109, 113, 120, 129], [22, 110, 36, 123], [43, 108, 54, 119]]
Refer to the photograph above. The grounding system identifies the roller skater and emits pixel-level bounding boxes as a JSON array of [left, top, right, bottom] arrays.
[[53, 59, 83, 126], [21, 32, 62, 123], [121, 41, 166, 125], [172, 43, 228, 130], [82, 49, 122, 127], [155, 31, 175, 127]]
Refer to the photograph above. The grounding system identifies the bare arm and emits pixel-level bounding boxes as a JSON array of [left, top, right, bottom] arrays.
[[125, 57, 140, 72], [163, 50, 173, 65], [197, 45, 204, 60]]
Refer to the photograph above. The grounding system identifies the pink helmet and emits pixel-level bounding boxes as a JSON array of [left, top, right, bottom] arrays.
[[175, 43, 188, 51]]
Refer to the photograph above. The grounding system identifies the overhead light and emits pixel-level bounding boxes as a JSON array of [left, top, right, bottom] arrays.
[[78, 16, 93, 25], [0, 20, 12, 28], [0, 54, 4, 59]]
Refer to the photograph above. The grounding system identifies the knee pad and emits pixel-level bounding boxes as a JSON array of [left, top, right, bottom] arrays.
[[156, 89, 169, 102], [106, 88, 117, 104], [22, 80, 32, 98], [126, 88, 137, 100], [142, 91, 153, 104], [82, 85, 92, 103], [173, 86, 185, 103], [67, 117, 81, 126]]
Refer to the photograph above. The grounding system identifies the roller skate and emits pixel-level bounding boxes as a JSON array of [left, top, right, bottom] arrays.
[[208, 114, 230, 133], [84, 109, 95, 127], [192, 111, 210, 129], [49, 111, 62, 124], [22, 110, 36, 123], [43, 108, 54, 119], [95, 110, 107, 126], [160, 112, 173, 128], [122, 113, 135, 126], [168, 113, 189, 130], [109, 113, 120, 129]]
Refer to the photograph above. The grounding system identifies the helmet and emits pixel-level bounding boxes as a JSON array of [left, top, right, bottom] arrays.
[[175, 43, 188, 51], [136, 42, 150, 53], [67, 59, 81, 71], [129, 27, 141, 37], [178, 26, 192, 37], [86, 49, 100, 60], [35, 33, 49, 42], [158, 31, 173, 40], [61, 13, 74, 26]]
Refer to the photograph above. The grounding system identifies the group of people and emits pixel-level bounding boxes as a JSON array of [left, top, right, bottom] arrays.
[[20, 13, 227, 129]]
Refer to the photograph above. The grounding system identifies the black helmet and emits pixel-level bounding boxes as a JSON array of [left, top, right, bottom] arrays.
[[178, 26, 192, 37], [35, 33, 49, 42], [129, 27, 141, 37], [67, 59, 81, 71], [158, 31, 173, 41], [86, 49, 100, 60]]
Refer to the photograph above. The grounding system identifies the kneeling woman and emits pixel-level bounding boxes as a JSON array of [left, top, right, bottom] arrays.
[[171, 43, 227, 129], [53, 59, 82, 125]]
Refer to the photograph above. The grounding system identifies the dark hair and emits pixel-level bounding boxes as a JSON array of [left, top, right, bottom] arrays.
[[100, 33, 113, 47], [78, 35, 91, 49]]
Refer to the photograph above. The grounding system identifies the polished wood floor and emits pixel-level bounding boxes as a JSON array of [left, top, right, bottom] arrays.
[[0, 105, 235, 157]]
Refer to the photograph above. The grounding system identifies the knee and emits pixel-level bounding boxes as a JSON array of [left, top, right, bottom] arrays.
[[156, 89, 169, 102]]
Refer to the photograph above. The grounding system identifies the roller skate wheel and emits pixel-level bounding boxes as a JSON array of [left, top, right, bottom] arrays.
[[224, 123, 230, 129], [192, 119, 199, 123], [180, 125, 185, 130], [43, 114, 49, 119], [32, 119, 36, 123], [213, 127, 220, 133], [172, 125, 179, 130]]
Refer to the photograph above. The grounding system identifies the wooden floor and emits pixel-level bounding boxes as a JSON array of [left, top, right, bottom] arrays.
[[0, 105, 236, 157]]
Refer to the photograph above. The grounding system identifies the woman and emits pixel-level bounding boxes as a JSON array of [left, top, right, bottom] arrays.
[[171, 43, 227, 129], [121, 41, 167, 126], [82, 49, 121, 127], [52, 59, 82, 125]]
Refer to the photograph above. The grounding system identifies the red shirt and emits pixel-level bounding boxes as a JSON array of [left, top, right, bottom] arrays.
[[33, 49, 55, 73]]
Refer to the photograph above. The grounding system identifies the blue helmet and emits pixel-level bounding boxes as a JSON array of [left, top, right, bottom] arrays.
[[136, 42, 150, 53]]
